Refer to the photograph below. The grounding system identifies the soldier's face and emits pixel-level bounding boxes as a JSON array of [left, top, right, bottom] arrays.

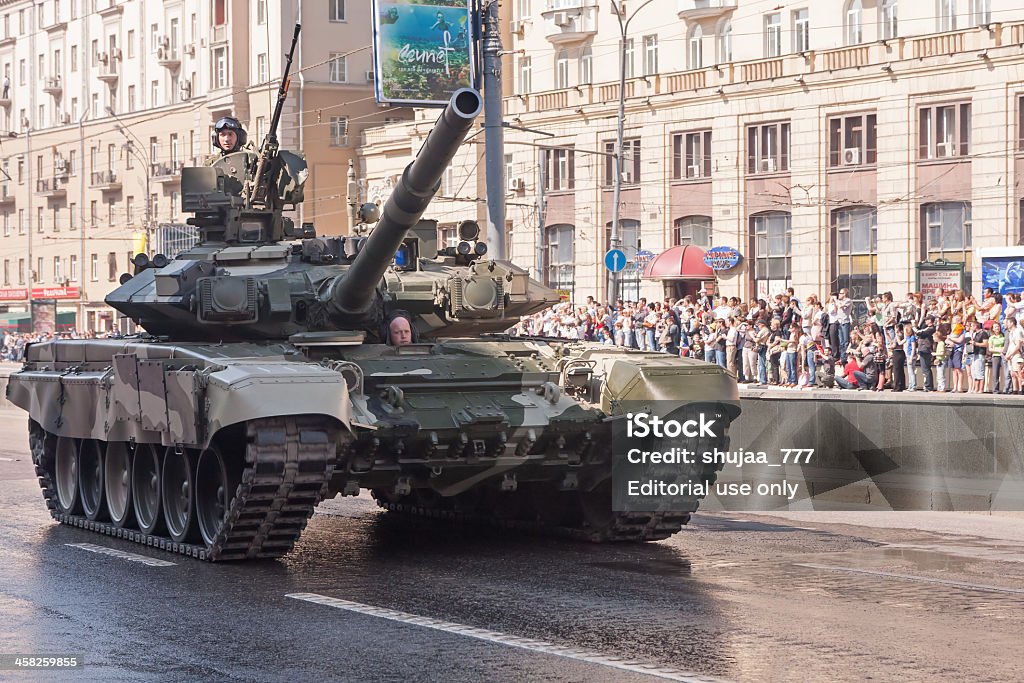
[[218, 130, 237, 151], [389, 317, 413, 346]]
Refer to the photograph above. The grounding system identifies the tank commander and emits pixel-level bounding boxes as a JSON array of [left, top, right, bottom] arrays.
[[386, 311, 415, 347], [205, 116, 253, 164]]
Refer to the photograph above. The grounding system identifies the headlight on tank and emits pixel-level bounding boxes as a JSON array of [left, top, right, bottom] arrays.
[[448, 275, 504, 318]]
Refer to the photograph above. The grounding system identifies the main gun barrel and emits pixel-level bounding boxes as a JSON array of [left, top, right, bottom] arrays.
[[328, 88, 483, 317]]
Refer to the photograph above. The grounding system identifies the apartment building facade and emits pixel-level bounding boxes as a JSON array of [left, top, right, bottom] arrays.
[[0, 0, 402, 333], [360, 0, 1024, 305]]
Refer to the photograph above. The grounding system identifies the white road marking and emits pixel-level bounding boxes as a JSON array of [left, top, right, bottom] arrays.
[[796, 563, 1024, 595], [66, 543, 176, 567], [286, 593, 728, 682], [0, 457, 17, 462]]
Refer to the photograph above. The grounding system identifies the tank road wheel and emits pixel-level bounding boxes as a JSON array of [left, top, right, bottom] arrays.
[[132, 444, 165, 535], [104, 442, 135, 528], [53, 436, 82, 515], [195, 445, 238, 548], [78, 440, 107, 521], [162, 448, 199, 543]]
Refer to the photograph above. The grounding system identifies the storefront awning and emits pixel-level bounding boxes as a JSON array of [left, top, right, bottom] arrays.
[[642, 245, 715, 281]]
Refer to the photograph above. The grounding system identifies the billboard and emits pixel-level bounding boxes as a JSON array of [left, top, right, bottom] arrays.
[[981, 256, 1024, 295], [372, 0, 475, 106]]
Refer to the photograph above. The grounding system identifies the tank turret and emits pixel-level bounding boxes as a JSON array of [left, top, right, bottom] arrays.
[[104, 86, 558, 342]]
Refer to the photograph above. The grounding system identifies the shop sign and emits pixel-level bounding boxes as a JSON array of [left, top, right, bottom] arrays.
[[31, 286, 80, 299], [703, 246, 742, 271], [0, 288, 27, 300]]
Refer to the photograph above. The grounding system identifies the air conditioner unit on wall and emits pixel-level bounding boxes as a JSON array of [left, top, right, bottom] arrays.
[[764, 158, 777, 173], [553, 12, 569, 26], [842, 147, 860, 165], [687, 164, 701, 178], [365, 70, 375, 81], [511, 20, 525, 36], [508, 177, 525, 192]]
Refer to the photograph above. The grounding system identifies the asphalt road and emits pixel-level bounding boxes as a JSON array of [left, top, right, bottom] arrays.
[[1, 408, 1023, 682]]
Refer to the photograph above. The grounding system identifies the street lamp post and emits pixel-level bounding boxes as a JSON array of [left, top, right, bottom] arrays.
[[608, 0, 655, 306]]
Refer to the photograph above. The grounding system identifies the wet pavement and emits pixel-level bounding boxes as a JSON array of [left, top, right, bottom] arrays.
[[1, 410, 1022, 682]]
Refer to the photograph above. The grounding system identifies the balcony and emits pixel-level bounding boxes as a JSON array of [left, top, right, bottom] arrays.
[[97, 58, 118, 84], [151, 161, 184, 183], [43, 76, 62, 97], [0, 95, 10, 108], [0, 183, 14, 205], [676, 0, 736, 20], [43, 20, 68, 34], [212, 25, 227, 44], [97, 1, 124, 18], [541, 0, 598, 45], [157, 46, 181, 70], [90, 170, 121, 191], [0, 34, 15, 48], [36, 177, 67, 198]]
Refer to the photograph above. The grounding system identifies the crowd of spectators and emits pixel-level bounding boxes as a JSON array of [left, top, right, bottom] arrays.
[[511, 287, 1024, 395], [1, 330, 121, 362]]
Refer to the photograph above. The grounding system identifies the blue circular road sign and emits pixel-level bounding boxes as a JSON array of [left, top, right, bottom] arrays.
[[605, 249, 627, 273]]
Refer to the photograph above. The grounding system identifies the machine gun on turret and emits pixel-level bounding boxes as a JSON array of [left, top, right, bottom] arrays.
[[249, 23, 302, 209]]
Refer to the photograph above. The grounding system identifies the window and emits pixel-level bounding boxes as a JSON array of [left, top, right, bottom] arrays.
[[328, 53, 346, 83], [544, 224, 575, 299], [68, 150, 76, 176], [880, 0, 898, 38], [91, 93, 98, 118], [54, 256, 61, 282], [18, 59, 24, 85], [828, 113, 877, 167], [151, 193, 159, 221], [542, 147, 575, 191], [70, 45, 77, 72], [643, 34, 658, 76], [688, 25, 703, 70], [604, 138, 641, 186], [922, 202, 972, 270], [70, 97, 77, 121], [747, 122, 790, 174], [170, 133, 179, 165], [37, 257, 44, 282], [672, 130, 712, 180], [674, 216, 713, 249], [555, 49, 569, 89], [440, 167, 454, 197], [938, 0, 956, 32], [793, 9, 809, 53], [517, 0, 530, 19], [90, 253, 98, 281], [69, 203, 76, 230], [919, 103, 970, 159], [765, 13, 781, 57], [624, 38, 634, 79], [1019, 95, 1024, 151], [1, 213, 7, 239], [127, 30, 134, 58], [37, 206, 43, 233], [90, 39, 98, 66], [255, 117, 266, 145], [832, 206, 877, 299], [970, 0, 990, 26], [69, 255, 77, 282], [718, 20, 733, 63], [518, 56, 531, 94], [90, 200, 97, 226], [330, 116, 348, 146], [329, 0, 345, 22], [750, 212, 792, 297], [125, 146, 133, 170], [2, 259, 7, 285], [18, 208, 24, 234], [845, 0, 863, 45], [18, 258, 24, 284], [127, 195, 134, 224], [579, 46, 592, 85], [150, 80, 158, 107], [257, 53, 268, 83], [257, 0, 267, 25], [213, 47, 227, 88], [213, 0, 226, 25], [108, 252, 117, 281], [127, 85, 135, 112]]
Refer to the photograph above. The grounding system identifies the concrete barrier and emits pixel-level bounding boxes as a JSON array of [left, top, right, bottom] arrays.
[[722, 389, 1024, 511]]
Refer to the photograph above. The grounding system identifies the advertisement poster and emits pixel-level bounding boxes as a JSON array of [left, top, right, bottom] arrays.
[[981, 255, 1024, 295], [916, 261, 963, 300], [30, 299, 56, 335], [372, 0, 475, 106]]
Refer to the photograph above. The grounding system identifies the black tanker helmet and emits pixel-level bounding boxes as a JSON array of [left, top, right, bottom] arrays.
[[212, 116, 247, 152]]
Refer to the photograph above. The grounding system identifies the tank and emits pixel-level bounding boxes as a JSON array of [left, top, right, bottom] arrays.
[[7, 88, 739, 561]]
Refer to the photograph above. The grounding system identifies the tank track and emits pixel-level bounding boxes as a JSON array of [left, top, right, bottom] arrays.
[[373, 429, 729, 543], [29, 416, 339, 562]]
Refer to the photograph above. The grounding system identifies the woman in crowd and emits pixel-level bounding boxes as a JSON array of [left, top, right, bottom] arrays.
[[968, 320, 990, 394], [947, 317, 968, 393], [988, 321, 1006, 393]]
